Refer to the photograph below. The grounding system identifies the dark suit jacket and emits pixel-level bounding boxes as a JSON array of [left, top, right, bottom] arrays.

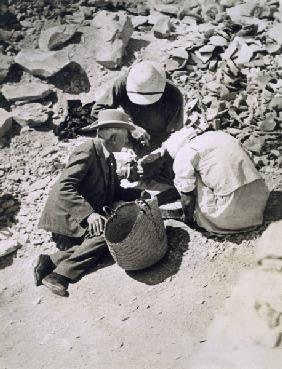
[[38, 138, 141, 238]]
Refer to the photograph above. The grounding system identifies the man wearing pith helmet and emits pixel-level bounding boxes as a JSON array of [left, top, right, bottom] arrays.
[[35, 109, 145, 297], [91, 61, 184, 157]]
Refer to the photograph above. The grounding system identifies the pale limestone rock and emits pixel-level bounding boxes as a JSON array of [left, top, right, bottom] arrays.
[[153, 16, 171, 39], [0, 239, 21, 258], [0, 108, 12, 138], [90, 11, 133, 69], [39, 25, 77, 51], [15, 48, 71, 78], [11, 103, 51, 127], [2, 82, 52, 102], [0, 54, 12, 83]]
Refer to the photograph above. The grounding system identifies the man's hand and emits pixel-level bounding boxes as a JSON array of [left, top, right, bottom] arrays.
[[131, 126, 151, 146], [141, 190, 151, 200], [139, 147, 166, 165], [87, 212, 107, 237], [180, 192, 195, 225]]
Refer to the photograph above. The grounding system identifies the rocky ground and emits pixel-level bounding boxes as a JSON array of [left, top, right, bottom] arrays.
[[0, 0, 282, 368]]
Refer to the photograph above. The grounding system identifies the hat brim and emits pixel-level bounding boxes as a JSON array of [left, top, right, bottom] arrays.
[[80, 120, 135, 133], [127, 92, 163, 105]]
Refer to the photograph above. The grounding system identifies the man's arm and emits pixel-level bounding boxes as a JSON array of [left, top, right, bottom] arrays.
[[180, 191, 195, 224], [57, 142, 95, 224], [91, 73, 127, 120], [165, 84, 184, 134]]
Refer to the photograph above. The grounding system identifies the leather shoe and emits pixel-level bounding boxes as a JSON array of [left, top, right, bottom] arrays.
[[34, 254, 55, 286], [42, 272, 70, 297]]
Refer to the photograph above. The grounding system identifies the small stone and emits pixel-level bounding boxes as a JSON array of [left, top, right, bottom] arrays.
[[153, 16, 171, 39], [30, 177, 51, 192], [0, 239, 21, 258], [131, 15, 148, 29], [259, 117, 277, 132], [169, 47, 189, 60], [154, 3, 179, 16], [39, 25, 78, 51], [269, 96, 282, 111], [268, 23, 282, 45], [209, 35, 228, 47], [226, 127, 241, 136], [226, 2, 257, 23], [0, 53, 13, 83], [33, 297, 43, 305], [243, 136, 266, 155], [20, 20, 33, 28], [0, 109, 13, 138]]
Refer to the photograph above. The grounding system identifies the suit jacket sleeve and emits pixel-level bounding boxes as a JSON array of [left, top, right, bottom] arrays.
[[57, 143, 95, 224]]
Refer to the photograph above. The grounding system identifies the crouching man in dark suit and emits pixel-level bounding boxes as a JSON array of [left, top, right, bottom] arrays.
[[34, 109, 143, 297]]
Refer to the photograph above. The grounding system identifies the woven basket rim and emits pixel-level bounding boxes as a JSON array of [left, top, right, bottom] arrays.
[[105, 198, 159, 245]]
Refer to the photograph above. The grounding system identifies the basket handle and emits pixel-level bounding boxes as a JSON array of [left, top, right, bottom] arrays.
[[103, 206, 116, 219], [135, 198, 164, 241]]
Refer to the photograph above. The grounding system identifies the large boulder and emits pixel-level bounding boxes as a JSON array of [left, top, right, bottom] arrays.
[[11, 103, 51, 127], [0, 54, 12, 83], [1, 82, 52, 102], [38, 25, 77, 50], [15, 49, 71, 78], [90, 11, 133, 69], [0, 108, 12, 138]]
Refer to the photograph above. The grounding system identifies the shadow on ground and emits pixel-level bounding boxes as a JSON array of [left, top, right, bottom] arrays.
[[197, 190, 282, 245], [127, 225, 190, 285], [0, 123, 21, 148], [125, 38, 151, 66], [264, 190, 282, 222], [0, 252, 17, 270], [0, 193, 21, 227], [49, 62, 90, 95]]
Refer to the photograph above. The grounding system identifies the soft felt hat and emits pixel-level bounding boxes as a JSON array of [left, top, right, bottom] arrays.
[[126, 61, 166, 105], [80, 109, 135, 132]]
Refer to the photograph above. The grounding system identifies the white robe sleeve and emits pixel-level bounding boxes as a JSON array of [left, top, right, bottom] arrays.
[[173, 145, 199, 193]]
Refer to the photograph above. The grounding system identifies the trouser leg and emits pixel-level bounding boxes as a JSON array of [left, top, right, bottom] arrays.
[[50, 235, 108, 282]]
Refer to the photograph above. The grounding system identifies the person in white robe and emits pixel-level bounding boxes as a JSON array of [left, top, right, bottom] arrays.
[[145, 127, 269, 235]]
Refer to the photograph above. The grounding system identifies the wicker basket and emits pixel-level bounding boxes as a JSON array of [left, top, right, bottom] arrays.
[[104, 198, 168, 271]]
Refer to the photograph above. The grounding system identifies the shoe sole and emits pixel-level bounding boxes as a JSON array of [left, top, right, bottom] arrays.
[[33, 255, 46, 287], [42, 279, 69, 297]]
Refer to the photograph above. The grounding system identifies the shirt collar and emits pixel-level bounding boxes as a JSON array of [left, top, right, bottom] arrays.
[[101, 142, 110, 159]]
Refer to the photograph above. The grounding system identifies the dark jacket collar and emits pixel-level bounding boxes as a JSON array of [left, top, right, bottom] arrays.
[[93, 138, 108, 183]]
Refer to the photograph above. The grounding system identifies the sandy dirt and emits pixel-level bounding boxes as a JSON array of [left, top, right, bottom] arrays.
[[1, 161, 281, 369]]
